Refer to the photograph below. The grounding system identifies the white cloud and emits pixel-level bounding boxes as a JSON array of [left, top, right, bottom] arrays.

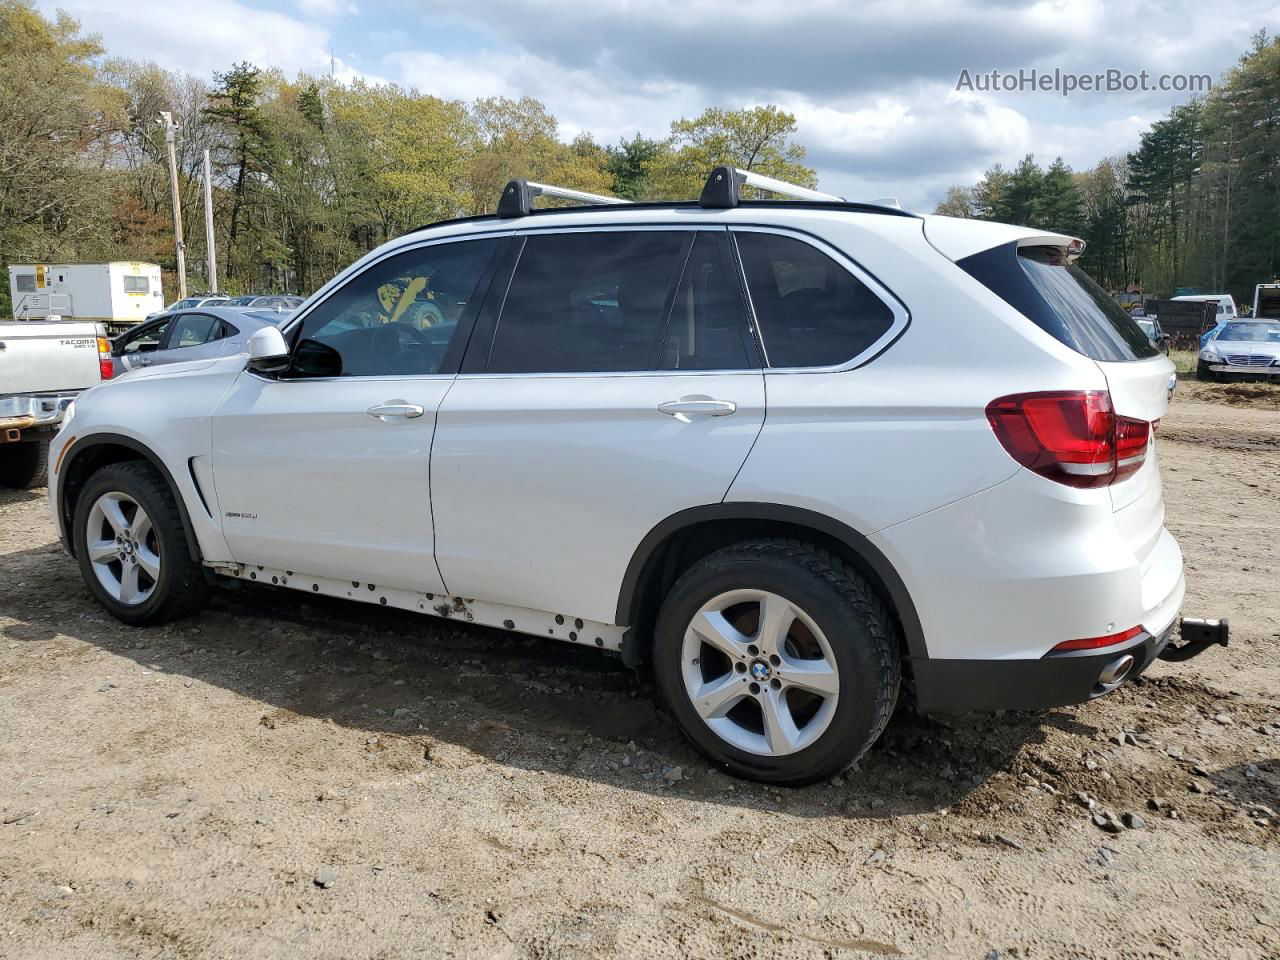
[[41, 0, 337, 78], [296, 0, 358, 17]]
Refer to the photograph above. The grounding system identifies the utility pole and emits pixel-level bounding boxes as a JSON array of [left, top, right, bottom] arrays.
[[202, 148, 217, 294], [158, 111, 187, 299]]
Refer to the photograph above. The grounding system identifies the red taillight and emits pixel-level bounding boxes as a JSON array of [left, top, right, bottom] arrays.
[[985, 391, 1149, 488], [97, 336, 113, 381], [1052, 625, 1143, 652]]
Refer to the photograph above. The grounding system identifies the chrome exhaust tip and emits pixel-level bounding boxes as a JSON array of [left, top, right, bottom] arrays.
[[1098, 654, 1135, 687]]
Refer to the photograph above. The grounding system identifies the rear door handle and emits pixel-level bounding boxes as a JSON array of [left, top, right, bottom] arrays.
[[657, 396, 737, 421], [367, 400, 425, 421]]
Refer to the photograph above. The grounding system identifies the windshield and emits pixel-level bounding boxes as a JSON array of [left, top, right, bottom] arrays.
[[1218, 321, 1280, 342], [1136, 319, 1155, 335]]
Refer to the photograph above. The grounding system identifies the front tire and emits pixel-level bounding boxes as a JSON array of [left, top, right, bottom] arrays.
[[0, 437, 49, 489], [1196, 359, 1217, 382], [73, 461, 210, 626], [652, 539, 900, 785]]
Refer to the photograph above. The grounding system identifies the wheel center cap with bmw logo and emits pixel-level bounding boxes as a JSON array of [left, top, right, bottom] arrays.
[[749, 659, 772, 681]]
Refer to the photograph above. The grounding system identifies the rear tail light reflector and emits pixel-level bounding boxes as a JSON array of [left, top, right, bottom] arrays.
[[1052, 625, 1143, 652]]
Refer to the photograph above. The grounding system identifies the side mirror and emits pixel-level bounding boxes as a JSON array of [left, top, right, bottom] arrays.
[[287, 338, 343, 378], [245, 325, 290, 375]]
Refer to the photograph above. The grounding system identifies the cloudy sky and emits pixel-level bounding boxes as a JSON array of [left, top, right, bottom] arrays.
[[40, 0, 1280, 209]]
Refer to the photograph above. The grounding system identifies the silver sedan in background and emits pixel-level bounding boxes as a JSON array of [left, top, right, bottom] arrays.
[[111, 306, 293, 377], [1197, 319, 1280, 380]]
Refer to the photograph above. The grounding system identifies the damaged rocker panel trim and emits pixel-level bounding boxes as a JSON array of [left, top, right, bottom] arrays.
[[213, 563, 626, 652]]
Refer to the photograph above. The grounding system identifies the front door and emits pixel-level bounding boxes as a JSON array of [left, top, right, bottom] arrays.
[[210, 235, 502, 594], [431, 227, 767, 624]]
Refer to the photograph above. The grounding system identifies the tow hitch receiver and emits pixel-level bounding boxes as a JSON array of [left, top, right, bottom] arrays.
[[1159, 617, 1230, 662]]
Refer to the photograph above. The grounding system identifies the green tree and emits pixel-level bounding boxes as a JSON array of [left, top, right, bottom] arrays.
[[203, 62, 273, 284], [0, 0, 124, 314], [646, 105, 816, 200], [606, 133, 663, 200]]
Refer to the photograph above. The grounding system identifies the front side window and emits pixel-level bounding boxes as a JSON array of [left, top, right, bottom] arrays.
[[168, 313, 222, 348], [736, 231, 896, 368], [290, 237, 498, 378], [123, 275, 149, 294], [120, 319, 171, 355], [486, 231, 687, 374]]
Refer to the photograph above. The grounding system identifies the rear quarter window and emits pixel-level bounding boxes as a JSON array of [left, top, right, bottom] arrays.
[[958, 243, 1157, 362]]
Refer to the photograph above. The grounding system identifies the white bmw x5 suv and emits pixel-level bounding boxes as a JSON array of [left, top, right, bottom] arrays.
[[49, 167, 1196, 785]]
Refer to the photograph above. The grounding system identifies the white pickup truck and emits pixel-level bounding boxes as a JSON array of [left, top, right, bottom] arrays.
[[0, 319, 113, 489]]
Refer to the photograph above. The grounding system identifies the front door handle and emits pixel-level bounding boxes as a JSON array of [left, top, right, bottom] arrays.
[[367, 400, 425, 421], [657, 396, 737, 422]]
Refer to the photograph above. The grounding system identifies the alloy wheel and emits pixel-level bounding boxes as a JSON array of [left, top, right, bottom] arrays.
[[85, 492, 161, 606], [680, 589, 840, 756]]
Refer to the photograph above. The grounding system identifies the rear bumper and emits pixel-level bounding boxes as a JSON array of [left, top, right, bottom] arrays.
[[1, 393, 78, 442], [913, 620, 1176, 713]]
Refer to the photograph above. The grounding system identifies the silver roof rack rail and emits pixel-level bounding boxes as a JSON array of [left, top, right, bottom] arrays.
[[700, 165, 843, 208], [497, 179, 631, 218]]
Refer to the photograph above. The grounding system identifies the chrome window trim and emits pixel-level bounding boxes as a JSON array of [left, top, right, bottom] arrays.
[[730, 225, 910, 374]]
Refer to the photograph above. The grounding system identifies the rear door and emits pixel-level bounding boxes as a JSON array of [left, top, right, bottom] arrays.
[[429, 226, 766, 624], [152, 312, 232, 368]]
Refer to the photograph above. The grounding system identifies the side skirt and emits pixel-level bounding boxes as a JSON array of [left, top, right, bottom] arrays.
[[212, 562, 626, 653]]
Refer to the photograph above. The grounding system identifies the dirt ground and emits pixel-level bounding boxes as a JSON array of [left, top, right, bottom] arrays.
[[1, 379, 1277, 960]]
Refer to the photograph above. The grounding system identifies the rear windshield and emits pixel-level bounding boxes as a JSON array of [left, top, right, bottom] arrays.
[[958, 242, 1157, 362]]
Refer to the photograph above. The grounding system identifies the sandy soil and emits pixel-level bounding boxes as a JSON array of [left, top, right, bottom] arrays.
[[1, 381, 1277, 959]]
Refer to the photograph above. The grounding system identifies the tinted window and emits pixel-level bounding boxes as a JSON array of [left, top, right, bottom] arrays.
[[659, 233, 754, 370], [959, 244, 1157, 362], [736, 232, 895, 368], [487, 231, 686, 374], [168, 313, 221, 348], [292, 238, 497, 377]]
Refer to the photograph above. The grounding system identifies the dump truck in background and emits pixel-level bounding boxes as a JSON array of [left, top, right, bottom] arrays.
[[1144, 298, 1217, 347], [1253, 283, 1280, 319], [8, 262, 163, 336]]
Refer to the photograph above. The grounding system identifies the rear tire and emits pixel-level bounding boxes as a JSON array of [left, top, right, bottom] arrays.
[[0, 437, 49, 489], [73, 461, 210, 626], [652, 538, 900, 785]]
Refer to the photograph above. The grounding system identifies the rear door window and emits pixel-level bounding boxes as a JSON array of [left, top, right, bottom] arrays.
[[735, 231, 896, 368], [486, 231, 688, 373], [959, 243, 1157, 361], [659, 232, 756, 370], [166, 313, 222, 349]]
